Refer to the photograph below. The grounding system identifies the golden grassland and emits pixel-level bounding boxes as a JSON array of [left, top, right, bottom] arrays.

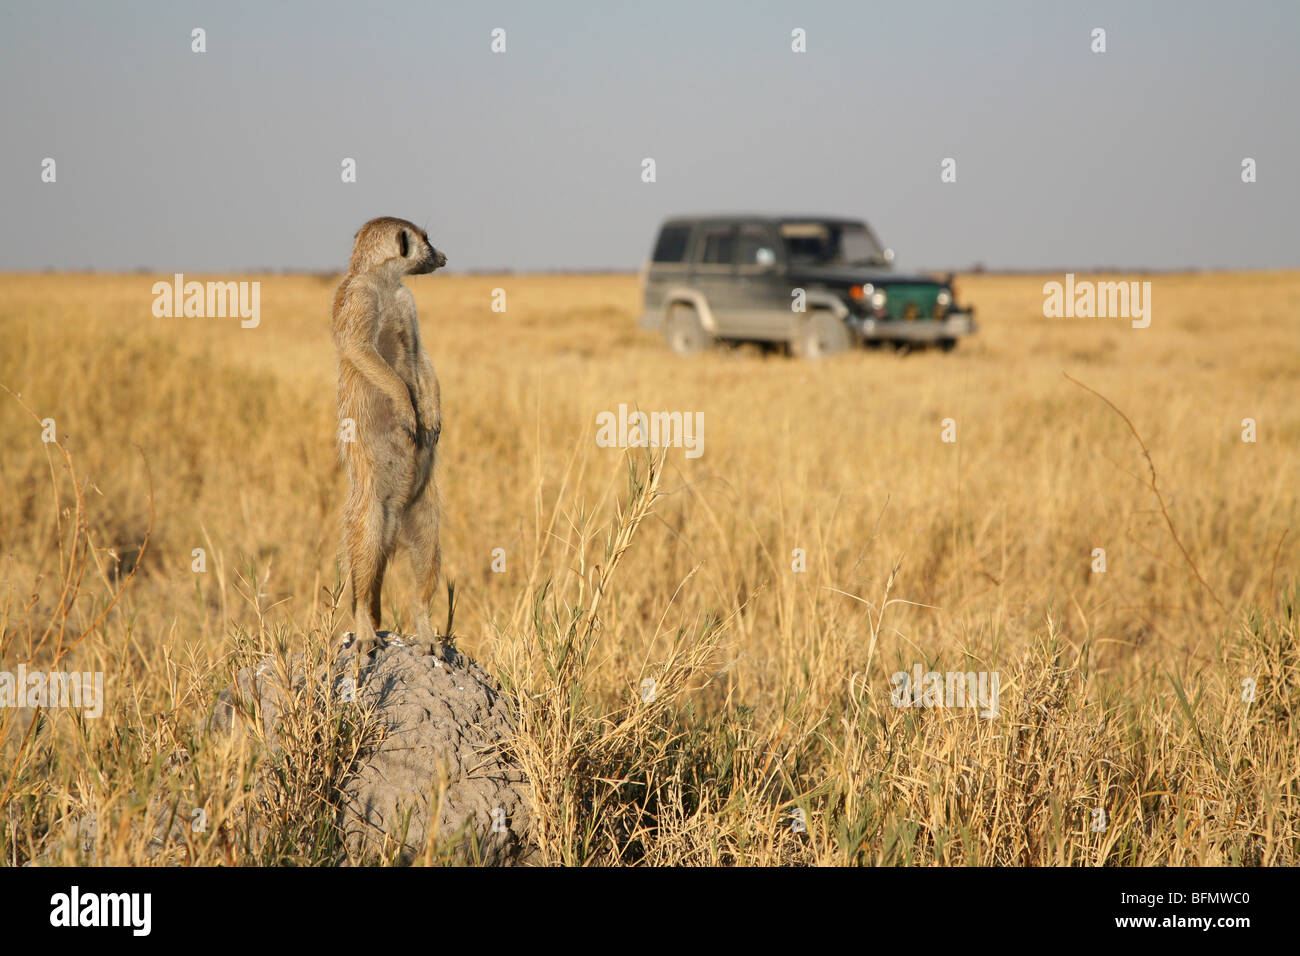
[[0, 269, 1297, 865]]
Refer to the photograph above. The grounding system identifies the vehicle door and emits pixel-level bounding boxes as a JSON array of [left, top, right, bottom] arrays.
[[733, 223, 790, 341], [687, 224, 744, 336]]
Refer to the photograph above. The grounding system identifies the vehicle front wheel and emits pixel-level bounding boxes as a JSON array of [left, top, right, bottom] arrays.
[[790, 312, 851, 359], [664, 305, 712, 355], [937, 337, 957, 352]]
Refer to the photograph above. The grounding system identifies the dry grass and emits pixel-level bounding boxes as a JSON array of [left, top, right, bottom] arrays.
[[0, 269, 1297, 865]]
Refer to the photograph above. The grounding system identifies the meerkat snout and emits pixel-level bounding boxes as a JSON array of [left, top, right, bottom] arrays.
[[422, 234, 446, 271], [408, 235, 445, 275]]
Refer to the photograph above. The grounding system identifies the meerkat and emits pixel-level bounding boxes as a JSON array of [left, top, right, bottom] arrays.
[[331, 216, 446, 662]]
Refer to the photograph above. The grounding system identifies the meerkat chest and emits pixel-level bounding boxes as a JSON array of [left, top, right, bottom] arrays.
[[374, 288, 421, 367]]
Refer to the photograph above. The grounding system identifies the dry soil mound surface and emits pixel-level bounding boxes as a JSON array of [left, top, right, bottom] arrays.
[[212, 635, 535, 865]]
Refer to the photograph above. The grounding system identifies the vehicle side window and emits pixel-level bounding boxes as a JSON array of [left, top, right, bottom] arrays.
[[735, 227, 777, 268], [698, 229, 735, 266], [652, 225, 691, 263]]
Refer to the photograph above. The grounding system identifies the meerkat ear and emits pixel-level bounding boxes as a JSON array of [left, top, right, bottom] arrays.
[[398, 230, 410, 258]]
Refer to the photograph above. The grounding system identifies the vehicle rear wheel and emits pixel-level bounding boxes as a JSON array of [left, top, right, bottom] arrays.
[[664, 305, 712, 355], [791, 312, 851, 359]]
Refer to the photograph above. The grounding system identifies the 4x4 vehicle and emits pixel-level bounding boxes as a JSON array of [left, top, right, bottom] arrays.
[[639, 215, 976, 356]]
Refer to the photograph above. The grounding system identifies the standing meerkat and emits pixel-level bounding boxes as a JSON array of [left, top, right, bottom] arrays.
[[332, 216, 446, 660]]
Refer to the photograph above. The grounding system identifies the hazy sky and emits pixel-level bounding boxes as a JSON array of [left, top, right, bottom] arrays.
[[1, 0, 1296, 272]]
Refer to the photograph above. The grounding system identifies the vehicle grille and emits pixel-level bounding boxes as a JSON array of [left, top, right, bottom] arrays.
[[882, 285, 942, 322]]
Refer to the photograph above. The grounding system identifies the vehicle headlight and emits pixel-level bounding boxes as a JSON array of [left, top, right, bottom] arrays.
[[870, 289, 887, 310], [849, 283, 874, 302], [936, 290, 952, 308]]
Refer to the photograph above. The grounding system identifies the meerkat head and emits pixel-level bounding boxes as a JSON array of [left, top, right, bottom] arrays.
[[348, 216, 447, 277]]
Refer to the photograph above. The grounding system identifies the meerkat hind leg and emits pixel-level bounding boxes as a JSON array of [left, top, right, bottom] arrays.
[[401, 490, 442, 655], [346, 496, 393, 673]]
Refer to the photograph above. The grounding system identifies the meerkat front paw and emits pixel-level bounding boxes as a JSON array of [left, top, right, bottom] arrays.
[[394, 400, 419, 442], [415, 404, 441, 446]]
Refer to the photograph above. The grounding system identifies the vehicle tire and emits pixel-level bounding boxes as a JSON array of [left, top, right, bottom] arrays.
[[791, 311, 851, 359], [937, 337, 957, 352], [664, 304, 712, 355]]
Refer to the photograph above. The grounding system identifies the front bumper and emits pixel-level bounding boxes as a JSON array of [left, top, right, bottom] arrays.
[[854, 310, 976, 342]]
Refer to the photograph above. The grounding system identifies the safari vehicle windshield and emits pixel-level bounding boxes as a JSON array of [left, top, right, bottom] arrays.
[[780, 221, 888, 267]]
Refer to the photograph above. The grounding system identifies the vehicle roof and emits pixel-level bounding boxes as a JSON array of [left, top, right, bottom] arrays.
[[659, 214, 866, 228]]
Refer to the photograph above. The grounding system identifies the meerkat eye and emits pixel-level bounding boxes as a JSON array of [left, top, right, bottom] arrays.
[[398, 231, 410, 258]]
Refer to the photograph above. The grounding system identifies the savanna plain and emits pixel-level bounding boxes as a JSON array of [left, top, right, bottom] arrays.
[[1, 269, 1297, 865]]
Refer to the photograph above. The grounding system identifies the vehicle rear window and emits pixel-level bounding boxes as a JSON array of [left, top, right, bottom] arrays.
[[652, 225, 691, 263], [699, 229, 735, 265]]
